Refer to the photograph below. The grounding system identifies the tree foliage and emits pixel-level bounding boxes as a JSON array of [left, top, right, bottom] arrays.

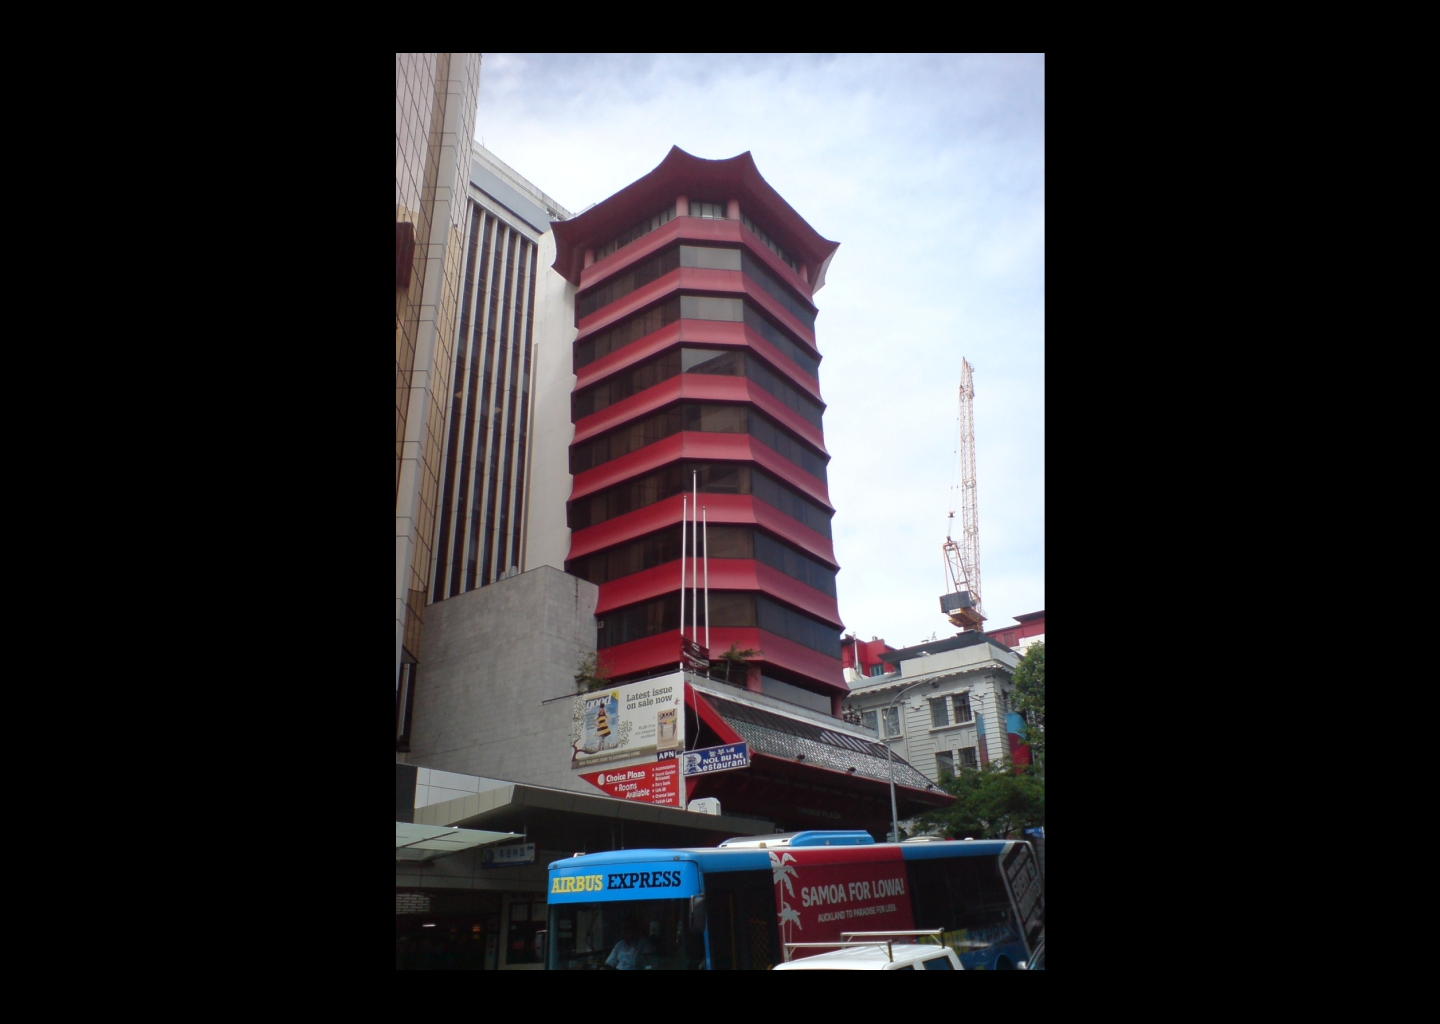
[[917, 641, 1046, 839], [1010, 641, 1045, 765], [717, 642, 760, 685], [574, 651, 613, 693], [917, 758, 1044, 840]]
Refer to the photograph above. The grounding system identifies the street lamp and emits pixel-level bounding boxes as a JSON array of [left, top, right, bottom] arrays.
[[885, 677, 939, 844]]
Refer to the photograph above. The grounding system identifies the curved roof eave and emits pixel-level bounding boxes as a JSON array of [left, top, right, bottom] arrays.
[[551, 146, 839, 287]]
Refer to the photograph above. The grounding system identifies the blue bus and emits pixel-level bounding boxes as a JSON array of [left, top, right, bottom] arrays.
[[544, 831, 1044, 970]]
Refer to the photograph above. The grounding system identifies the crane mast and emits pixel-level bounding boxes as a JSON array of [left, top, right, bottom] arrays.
[[940, 359, 984, 632]]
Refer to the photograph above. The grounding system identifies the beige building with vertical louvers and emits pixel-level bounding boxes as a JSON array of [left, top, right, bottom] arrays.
[[396, 53, 483, 693], [395, 82, 579, 747]]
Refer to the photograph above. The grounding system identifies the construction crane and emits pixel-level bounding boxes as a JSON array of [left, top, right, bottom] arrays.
[[940, 359, 985, 632]]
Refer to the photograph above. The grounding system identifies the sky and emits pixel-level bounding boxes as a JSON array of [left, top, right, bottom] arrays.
[[475, 54, 1044, 651]]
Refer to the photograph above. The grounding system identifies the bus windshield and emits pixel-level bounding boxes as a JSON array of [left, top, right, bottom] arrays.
[[547, 898, 707, 970]]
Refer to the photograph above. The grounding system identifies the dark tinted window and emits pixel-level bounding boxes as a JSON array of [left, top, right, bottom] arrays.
[[598, 592, 837, 656], [753, 530, 836, 596], [574, 346, 823, 429], [904, 856, 1024, 965], [739, 210, 800, 273], [703, 870, 781, 970], [576, 247, 680, 322], [575, 297, 681, 370], [921, 956, 954, 970], [594, 204, 675, 263], [571, 401, 826, 482], [573, 349, 684, 420], [743, 303, 819, 379], [569, 525, 834, 597], [567, 526, 684, 585], [575, 294, 819, 381], [749, 467, 832, 538], [680, 244, 741, 271], [740, 246, 816, 330], [568, 462, 832, 539], [1002, 844, 1045, 949], [756, 595, 841, 657]]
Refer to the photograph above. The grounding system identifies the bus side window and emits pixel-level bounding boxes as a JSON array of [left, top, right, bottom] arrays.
[[703, 869, 780, 970]]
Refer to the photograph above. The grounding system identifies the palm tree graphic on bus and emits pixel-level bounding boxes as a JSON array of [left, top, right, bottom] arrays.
[[771, 851, 802, 953]]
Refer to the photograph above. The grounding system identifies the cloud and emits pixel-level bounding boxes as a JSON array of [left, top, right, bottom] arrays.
[[477, 54, 1045, 647]]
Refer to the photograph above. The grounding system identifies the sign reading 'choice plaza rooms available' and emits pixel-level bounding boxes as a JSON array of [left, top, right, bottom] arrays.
[[577, 760, 680, 806]]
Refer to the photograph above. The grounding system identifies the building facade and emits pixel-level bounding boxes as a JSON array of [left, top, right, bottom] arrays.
[[549, 147, 847, 717], [844, 632, 1026, 786], [986, 609, 1045, 654], [397, 137, 575, 748], [426, 144, 572, 607], [841, 633, 900, 685], [396, 53, 484, 689]]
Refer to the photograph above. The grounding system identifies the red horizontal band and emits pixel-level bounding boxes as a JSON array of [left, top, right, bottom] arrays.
[[597, 626, 845, 692], [566, 493, 837, 568], [592, 557, 841, 628]]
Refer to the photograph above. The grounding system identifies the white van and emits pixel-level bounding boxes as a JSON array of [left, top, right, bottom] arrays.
[[773, 943, 963, 971]]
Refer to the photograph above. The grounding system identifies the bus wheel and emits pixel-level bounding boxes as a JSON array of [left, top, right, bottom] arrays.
[[995, 957, 1013, 970]]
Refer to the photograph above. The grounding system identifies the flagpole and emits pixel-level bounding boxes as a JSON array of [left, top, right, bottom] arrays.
[[703, 506, 710, 653], [679, 495, 687, 648], [692, 472, 698, 643]]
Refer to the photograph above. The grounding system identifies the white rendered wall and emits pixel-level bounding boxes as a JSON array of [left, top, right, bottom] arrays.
[[844, 642, 1019, 783], [523, 230, 577, 573]]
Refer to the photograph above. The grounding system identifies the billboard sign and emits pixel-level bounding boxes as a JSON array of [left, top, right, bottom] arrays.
[[680, 742, 750, 777], [578, 760, 680, 806], [570, 676, 683, 769]]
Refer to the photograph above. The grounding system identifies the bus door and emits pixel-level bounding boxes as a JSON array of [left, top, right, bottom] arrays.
[[703, 869, 780, 970], [904, 848, 1031, 970]]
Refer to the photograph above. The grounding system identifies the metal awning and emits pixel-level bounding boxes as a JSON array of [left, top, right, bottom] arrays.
[[395, 822, 519, 861], [697, 690, 936, 790]]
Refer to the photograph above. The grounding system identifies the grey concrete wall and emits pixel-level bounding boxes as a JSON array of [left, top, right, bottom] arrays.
[[408, 566, 598, 790]]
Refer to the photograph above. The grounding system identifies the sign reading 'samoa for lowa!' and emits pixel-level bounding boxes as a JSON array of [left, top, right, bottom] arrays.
[[570, 677, 684, 770]]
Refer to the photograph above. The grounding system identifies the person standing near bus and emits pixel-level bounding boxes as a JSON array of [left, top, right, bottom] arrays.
[[605, 920, 655, 970]]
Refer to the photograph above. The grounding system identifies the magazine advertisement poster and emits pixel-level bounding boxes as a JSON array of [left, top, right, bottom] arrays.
[[570, 676, 684, 770]]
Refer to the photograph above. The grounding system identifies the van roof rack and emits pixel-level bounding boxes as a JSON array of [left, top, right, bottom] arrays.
[[783, 940, 896, 962]]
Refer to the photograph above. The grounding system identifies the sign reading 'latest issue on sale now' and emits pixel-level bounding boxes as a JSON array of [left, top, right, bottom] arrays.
[[578, 761, 680, 806], [571, 677, 683, 770]]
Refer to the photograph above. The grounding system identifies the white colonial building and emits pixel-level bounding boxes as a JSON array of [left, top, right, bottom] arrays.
[[842, 632, 1025, 786]]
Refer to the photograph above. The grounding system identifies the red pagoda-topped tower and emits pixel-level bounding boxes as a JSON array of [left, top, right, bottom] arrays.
[[552, 147, 846, 716]]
